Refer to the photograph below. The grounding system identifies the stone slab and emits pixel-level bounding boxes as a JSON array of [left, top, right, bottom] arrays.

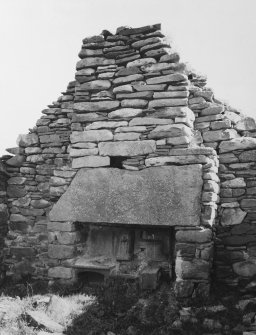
[[98, 140, 155, 156], [50, 166, 203, 226]]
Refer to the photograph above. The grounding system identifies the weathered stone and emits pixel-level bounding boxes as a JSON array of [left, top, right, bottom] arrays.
[[200, 105, 224, 116], [17, 133, 39, 147], [239, 150, 256, 162], [235, 117, 256, 131], [113, 84, 133, 93], [77, 80, 111, 91], [78, 48, 103, 58], [48, 221, 75, 232], [127, 58, 156, 67], [31, 199, 50, 209], [73, 101, 120, 112], [160, 52, 180, 63], [25, 147, 42, 154], [203, 129, 238, 142], [10, 214, 30, 222], [219, 153, 238, 163], [146, 73, 187, 85], [221, 208, 247, 226], [98, 140, 156, 156], [211, 119, 232, 130], [76, 57, 115, 69], [233, 260, 256, 277], [70, 148, 99, 157], [148, 124, 192, 139], [133, 84, 167, 91], [114, 132, 141, 141], [50, 166, 203, 226], [116, 91, 153, 100], [26, 154, 44, 163], [113, 74, 144, 85], [48, 244, 75, 259], [148, 98, 187, 108], [221, 178, 246, 188], [174, 280, 194, 298], [153, 91, 189, 99], [72, 155, 110, 168], [117, 23, 161, 36], [166, 136, 190, 145], [115, 126, 147, 133], [7, 185, 27, 198], [121, 99, 148, 108], [71, 130, 113, 143], [108, 108, 144, 119], [175, 258, 210, 280], [219, 137, 256, 153], [53, 170, 76, 178], [241, 199, 256, 208], [145, 155, 209, 166], [176, 229, 212, 243], [129, 117, 173, 126], [72, 113, 107, 122], [26, 310, 64, 333], [6, 155, 25, 167], [8, 177, 26, 185], [85, 121, 128, 130]]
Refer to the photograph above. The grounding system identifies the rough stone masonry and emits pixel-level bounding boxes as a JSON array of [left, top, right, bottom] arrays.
[[0, 23, 256, 299]]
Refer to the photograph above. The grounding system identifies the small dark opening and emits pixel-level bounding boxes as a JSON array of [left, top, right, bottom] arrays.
[[78, 271, 105, 283], [110, 156, 127, 169]]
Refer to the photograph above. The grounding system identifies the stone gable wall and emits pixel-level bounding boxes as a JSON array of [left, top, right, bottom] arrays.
[[2, 23, 256, 296]]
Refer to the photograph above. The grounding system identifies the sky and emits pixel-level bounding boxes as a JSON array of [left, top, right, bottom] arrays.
[[0, 0, 256, 155]]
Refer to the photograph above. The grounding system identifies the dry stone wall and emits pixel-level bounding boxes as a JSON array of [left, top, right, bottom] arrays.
[[2, 23, 256, 296]]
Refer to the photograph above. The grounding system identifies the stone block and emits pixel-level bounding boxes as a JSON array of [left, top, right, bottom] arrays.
[[239, 150, 256, 162], [175, 258, 210, 280], [221, 208, 247, 226], [48, 244, 75, 259], [233, 260, 256, 277], [113, 74, 144, 85], [148, 98, 187, 108], [76, 57, 115, 69], [17, 133, 39, 147], [98, 140, 156, 156], [221, 178, 246, 188], [77, 80, 111, 91], [129, 117, 173, 126], [114, 132, 141, 141], [176, 229, 212, 243], [235, 117, 256, 131], [48, 266, 74, 279], [7, 185, 27, 198], [69, 148, 99, 157], [121, 99, 148, 108], [174, 280, 194, 298], [146, 73, 187, 84], [73, 101, 120, 112], [31, 199, 50, 208], [108, 108, 144, 119], [72, 156, 110, 168], [6, 155, 25, 167], [203, 129, 238, 142], [48, 221, 76, 232], [85, 121, 128, 130], [145, 155, 209, 166], [71, 130, 113, 143], [148, 124, 192, 139], [219, 137, 256, 153]]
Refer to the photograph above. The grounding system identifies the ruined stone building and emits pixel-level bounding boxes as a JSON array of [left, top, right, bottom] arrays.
[[0, 23, 256, 299]]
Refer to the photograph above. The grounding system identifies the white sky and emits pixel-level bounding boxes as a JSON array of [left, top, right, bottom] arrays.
[[0, 0, 256, 155]]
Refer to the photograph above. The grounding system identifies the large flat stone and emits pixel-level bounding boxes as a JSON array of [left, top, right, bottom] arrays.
[[98, 140, 156, 156], [77, 80, 111, 91], [50, 166, 203, 226], [71, 130, 113, 143], [76, 57, 115, 69], [72, 156, 110, 168], [219, 138, 256, 153], [74, 101, 120, 112]]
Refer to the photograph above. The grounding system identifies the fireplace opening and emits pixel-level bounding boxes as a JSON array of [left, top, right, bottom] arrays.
[[74, 224, 175, 289]]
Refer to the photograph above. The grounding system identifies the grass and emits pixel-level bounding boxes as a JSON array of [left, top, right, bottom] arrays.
[[0, 292, 95, 335]]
